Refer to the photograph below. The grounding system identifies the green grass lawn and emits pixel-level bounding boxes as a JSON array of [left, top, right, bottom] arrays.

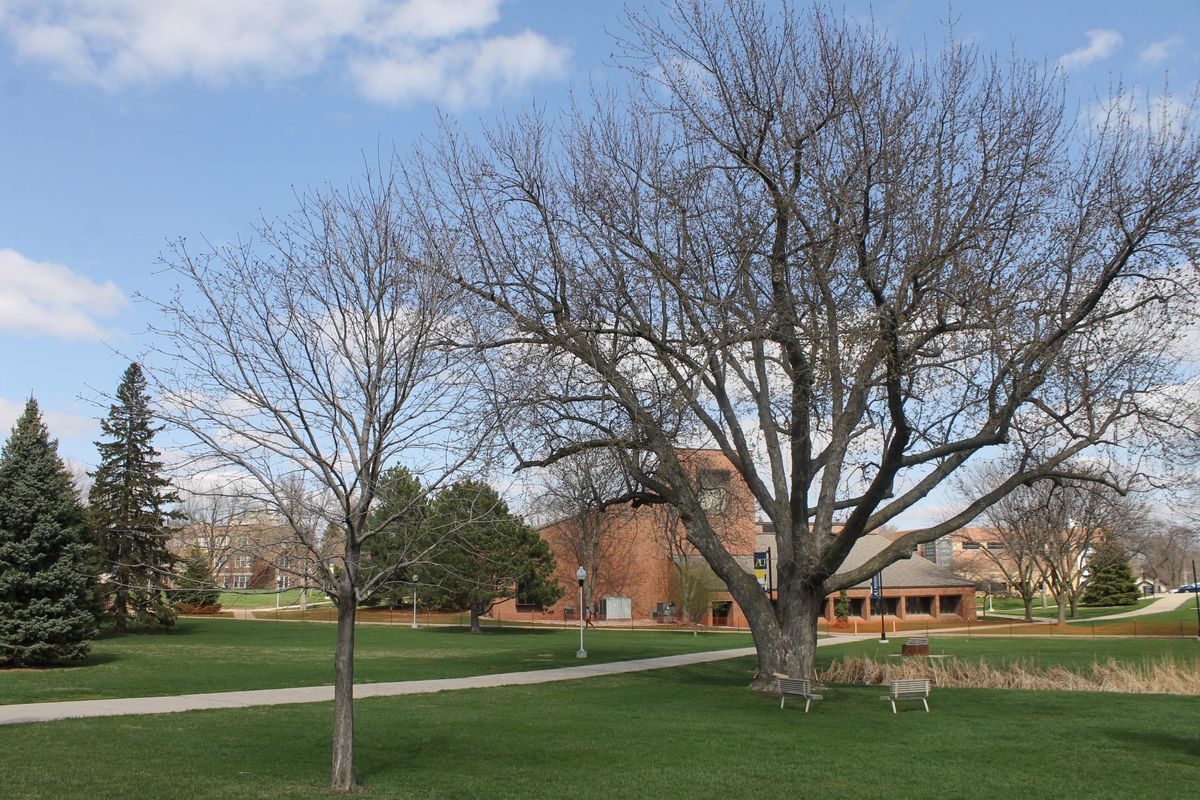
[[1087, 600, 1200, 627], [0, 618, 752, 705], [215, 589, 330, 609], [982, 598, 1157, 619], [1, 655, 1196, 800]]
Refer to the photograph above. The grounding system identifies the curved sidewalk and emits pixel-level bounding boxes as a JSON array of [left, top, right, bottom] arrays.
[[984, 591, 1197, 623], [0, 638, 867, 727]]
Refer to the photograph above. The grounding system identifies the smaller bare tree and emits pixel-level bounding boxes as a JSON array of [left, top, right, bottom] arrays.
[[150, 169, 489, 792], [534, 451, 637, 613]]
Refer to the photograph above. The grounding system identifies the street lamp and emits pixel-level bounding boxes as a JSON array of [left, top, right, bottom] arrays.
[[576, 566, 587, 658], [411, 574, 419, 630]]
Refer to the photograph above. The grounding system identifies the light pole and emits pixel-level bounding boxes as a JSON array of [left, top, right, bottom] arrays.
[[576, 566, 587, 658], [411, 574, 419, 630]]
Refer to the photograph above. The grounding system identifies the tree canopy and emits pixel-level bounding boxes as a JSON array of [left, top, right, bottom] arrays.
[[414, 0, 1200, 680], [423, 481, 562, 633], [90, 362, 179, 632], [0, 399, 97, 666]]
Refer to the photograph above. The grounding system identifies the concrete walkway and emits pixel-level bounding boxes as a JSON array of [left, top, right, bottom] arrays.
[[0, 636, 871, 727], [985, 590, 1197, 623]]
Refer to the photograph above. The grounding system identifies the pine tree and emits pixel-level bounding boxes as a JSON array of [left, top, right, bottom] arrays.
[[0, 399, 98, 666], [425, 481, 563, 633], [173, 550, 221, 609], [90, 363, 180, 632], [360, 467, 431, 608], [1082, 538, 1141, 606]]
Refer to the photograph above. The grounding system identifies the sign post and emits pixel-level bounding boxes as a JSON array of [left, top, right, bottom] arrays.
[[871, 572, 888, 644]]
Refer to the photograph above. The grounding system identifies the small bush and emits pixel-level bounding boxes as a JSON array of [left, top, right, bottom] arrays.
[[174, 603, 223, 615]]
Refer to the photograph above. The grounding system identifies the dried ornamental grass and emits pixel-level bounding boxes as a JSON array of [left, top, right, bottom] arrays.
[[817, 656, 1200, 695]]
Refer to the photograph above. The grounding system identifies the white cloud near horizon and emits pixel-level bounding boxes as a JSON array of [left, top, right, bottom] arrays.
[[1139, 36, 1184, 66], [0, 396, 97, 441], [0, 0, 568, 108], [1058, 29, 1123, 71], [0, 248, 127, 340]]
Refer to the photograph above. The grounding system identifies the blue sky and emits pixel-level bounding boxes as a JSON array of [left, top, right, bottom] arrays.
[[0, 0, 1197, 521]]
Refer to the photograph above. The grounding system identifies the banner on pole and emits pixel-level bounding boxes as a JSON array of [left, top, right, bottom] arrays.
[[753, 551, 769, 590], [870, 572, 882, 598]]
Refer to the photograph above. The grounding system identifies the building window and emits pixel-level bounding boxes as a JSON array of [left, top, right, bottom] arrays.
[[988, 542, 1006, 550], [962, 541, 981, 550], [906, 596, 934, 615], [697, 469, 730, 513], [871, 597, 899, 616]]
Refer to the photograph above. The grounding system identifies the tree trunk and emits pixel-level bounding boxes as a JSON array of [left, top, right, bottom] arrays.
[[1068, 594, 1078, 619], [114, 566, 129, 633], [469, 603, 482, 634], [1022, 595, 1034, 623], [1055, 593, 1067, 625], [330, 595, 357, 792], [744, 585, 822, 688]]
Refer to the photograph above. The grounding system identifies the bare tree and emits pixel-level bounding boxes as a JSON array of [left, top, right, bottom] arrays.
[[1120, 521, 1199, 589], [149, 170, 488, 791], [415, 1, 1200, 682], [1030, 479, 1121, 623], [954, 464, 1052, 622], [534, 450, 637, 612], [176, 487, 254, 586]]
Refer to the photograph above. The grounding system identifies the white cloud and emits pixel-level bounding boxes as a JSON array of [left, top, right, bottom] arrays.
[[1088, 88, 1195, 133], [351, 30, 569, 107], [0, 249, 126, 340], [1058, 29, 1123, 71], [0, 0, 568, 107], [0, 396, 97, 441], [1139, 37, 1184, 66]]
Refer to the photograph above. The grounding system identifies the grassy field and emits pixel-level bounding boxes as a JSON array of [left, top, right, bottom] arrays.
[[0, 618, 752, 705], [980, 597, 1157, 619], [215, 589, 330, 609], [1, 654, 1197, 800]]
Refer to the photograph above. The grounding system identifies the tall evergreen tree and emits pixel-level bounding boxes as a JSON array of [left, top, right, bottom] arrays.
[[90, 363, 179, 631], [1082, 538, 1141, 606], [0, 399, 98, 666]]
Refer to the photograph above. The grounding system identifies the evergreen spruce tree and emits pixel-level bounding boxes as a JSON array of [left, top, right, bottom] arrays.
[[0, 399, 98, 666], [1082, 538, 1141, 606], [173, 550, 221, 609], [90, 363, 180, 632]]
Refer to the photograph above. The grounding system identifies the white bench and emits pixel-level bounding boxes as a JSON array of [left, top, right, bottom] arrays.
[[773, 673, 823, 713], [881, 678, 930, 713]]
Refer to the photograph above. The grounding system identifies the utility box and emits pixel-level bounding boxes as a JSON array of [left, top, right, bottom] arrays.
[[602, 596, 632, 620]]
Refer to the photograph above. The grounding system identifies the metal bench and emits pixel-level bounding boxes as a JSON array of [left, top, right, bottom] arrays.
[[901, 637, 929, 656], [881, 678, 930, 713], [773, 673, 823, 713]]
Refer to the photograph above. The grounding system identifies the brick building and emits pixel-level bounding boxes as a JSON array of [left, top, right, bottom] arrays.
[[493, 449, 976, 626], [168, 514, 305, 591]]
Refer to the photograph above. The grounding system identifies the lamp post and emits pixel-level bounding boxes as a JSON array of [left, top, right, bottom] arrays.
[[411, 574, 419, 630], [576, 566, 587, 658]]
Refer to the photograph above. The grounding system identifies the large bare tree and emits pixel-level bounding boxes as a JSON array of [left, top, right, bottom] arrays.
[[149, 170, 488, 791], [415, 1, 1200, 682]]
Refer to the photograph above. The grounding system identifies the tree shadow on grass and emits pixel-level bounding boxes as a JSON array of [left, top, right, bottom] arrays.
[[1108, 729, 1200, 758], [420, 626, 559, 637]]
